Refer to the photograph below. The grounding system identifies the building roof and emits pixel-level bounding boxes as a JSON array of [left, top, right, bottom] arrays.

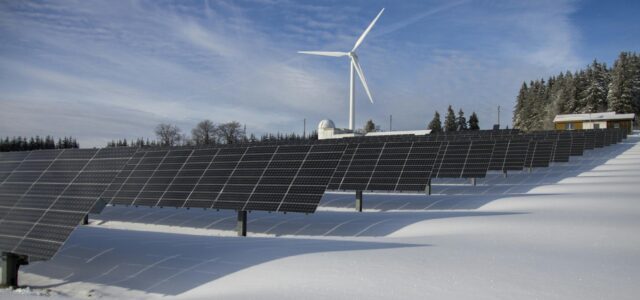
[[318, 119, 336, 129], [365, 130, 431, 137], [553, 112, 636, 123]]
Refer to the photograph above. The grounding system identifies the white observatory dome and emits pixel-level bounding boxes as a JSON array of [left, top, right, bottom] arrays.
[[318, 119, 336, 130]]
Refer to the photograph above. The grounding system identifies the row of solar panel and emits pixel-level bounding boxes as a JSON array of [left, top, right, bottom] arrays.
[[328, 129, 625, 192], [0, 128, 626, 260]]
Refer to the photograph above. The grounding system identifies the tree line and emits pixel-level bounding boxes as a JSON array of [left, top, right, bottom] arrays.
[[426, 105, 480, 133], [513, 51, 640, 131], [361, 107, 480, 135], [0, 136, 79, 152], [107, 120, 318, 148]]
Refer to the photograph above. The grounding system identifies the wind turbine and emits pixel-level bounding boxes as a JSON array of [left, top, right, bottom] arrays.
[[299, 8, 384, 131]]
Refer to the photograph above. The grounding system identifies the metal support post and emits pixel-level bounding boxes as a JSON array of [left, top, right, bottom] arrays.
[[82, 214, 89, 225], [355, 190, 363, 212], [426, 179, 432, 195], [1, 252, 28, 288], [471, 178, 476, 186], [237, 211, 247, 237]]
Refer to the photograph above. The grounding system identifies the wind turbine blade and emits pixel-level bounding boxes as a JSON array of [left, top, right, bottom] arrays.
[[352, 57, 373, 103], [352, 8, 385, 52], [298, 51, 349, 57]]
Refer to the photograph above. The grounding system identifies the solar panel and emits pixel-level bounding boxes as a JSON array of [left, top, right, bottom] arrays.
[[569, 133, 585, 156], [434, 141, 470, 178], [330, 141, 441, 192], [394, 141, 441, 191], [529, 140, 555, 168], [245, 144, 345, 213], [503, 140, 529, 171], [103, 149, 156, 206], [602, 130, 611, 147], [621, 128, 628, 140], [594, 130, 605, 148], [487, 140, 509, 171], [327, 144, 357, 190], [608, 129, 618, 145], [0, 152, 30, 200], [0, 148, 136, 260], [523, 140, 536, 169], [338, 142, 385, 191], [551, 135, 571, 162], [363, 142, 413, 191], [105, 144, 346, 214], [460, 141, 495, 178], [171, 148, 220, 209], [583, 131, 595, 150]]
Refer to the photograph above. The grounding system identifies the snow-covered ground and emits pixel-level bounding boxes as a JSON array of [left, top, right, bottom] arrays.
[[3, 134, 640, 299]]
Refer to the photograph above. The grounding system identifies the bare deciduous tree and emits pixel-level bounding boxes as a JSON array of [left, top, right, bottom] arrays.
[[217, 121, 245, 144], [155, 123, 182, 146], [191, 120, 218, 145]]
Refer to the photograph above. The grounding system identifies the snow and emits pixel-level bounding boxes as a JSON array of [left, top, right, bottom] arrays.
[[3, 134, 640, 299]]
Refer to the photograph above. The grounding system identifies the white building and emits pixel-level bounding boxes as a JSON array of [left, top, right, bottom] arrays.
[[317, 119, 431, 140]]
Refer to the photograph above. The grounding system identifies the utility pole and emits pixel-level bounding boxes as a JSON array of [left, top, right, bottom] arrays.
[[390, 115, 393, 131], [497, 105, 501, 128], [303, 118, 306, 138]]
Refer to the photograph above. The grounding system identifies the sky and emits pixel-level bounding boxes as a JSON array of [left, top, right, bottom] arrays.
[[0, 0, 639, 148]]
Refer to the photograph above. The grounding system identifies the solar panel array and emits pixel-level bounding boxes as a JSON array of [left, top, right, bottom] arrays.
[[0, 148, 136, 260], [0, 127, 628, 264], [0, 144, 346, 260]]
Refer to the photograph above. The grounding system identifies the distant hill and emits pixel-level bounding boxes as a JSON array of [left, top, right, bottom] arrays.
[[513, 51, 640, 131]]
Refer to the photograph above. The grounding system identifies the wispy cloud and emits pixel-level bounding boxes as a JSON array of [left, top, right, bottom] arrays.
[[375, 0, 470, 37], [0, 0, 598, 146]]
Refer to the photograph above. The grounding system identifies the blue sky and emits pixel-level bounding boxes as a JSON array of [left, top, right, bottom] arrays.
[[0, 0, 638, 147]]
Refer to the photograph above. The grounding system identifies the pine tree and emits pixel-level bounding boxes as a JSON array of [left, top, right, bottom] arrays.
[[468, 112, 479, 130], [632, 53, 640, 116], [513, 82, 528, 130], [530, 79, 547, 130], [444, 105, 457, 132], [567, 71, 586, 113], [364, 119, 376, 133], [427, 111, 442, 133], [580, 60, 610, 113], [456, 109, 467, 131], [607, 52, 635, 113]]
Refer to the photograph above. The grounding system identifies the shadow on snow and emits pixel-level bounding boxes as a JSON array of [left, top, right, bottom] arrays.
[[24, 226, 423, 295]]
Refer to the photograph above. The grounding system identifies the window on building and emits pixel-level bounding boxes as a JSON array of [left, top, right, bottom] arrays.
[[594, 124, 600, 129], [566, 123, 574, 130], [614, 123, 620, 128]]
